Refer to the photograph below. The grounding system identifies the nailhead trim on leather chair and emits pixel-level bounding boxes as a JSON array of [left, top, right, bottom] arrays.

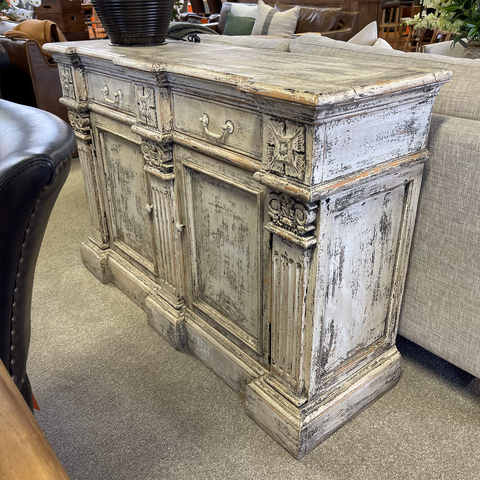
[[0, 100, 76, 411]]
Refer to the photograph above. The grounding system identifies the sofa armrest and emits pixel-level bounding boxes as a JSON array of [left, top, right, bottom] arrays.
[[338, 11, 360, 30], [321, 27, 352, 41], [296, 12, 360, 42], [323, 11, 359, 41], [290, 32, 322, 37]]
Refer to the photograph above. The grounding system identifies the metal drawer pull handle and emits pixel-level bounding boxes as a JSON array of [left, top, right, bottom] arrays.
[[200, 113, 234, 141], [101, 85, 123, 104]]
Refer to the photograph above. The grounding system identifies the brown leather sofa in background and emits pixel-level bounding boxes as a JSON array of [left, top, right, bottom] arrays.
[[207, 2, 359, 40], [0, 20, 68, 123], [240, 0, 380, 31]]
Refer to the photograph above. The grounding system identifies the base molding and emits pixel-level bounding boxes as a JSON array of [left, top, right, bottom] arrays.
[[185, 312, 268, 395], [81, 238, 402, 459], [81, 240, 185, 350], [146, 295, 185, 351], [245, 348, 401, 459], [81, 239, 111, 284]]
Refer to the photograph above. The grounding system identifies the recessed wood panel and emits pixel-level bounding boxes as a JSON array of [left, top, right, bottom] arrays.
[[102, 130, 155, 267], [190, 169, 261, 345], [321, 184, 406, 373]]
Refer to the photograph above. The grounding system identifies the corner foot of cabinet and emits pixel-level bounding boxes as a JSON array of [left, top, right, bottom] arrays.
[[146, 295, 186, 351], [245, 348, 401, 459], [80, 239, 111, 284]]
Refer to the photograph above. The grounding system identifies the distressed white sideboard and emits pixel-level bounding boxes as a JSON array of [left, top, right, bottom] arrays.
[[45, 40, 450, 458]]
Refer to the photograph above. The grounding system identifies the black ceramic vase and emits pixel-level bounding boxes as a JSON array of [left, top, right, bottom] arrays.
[[91, 0, 175, 46]]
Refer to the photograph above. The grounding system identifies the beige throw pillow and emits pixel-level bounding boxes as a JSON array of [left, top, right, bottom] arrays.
[[372, 37, 393, 49], [231, 3, 258, 19], [347, 21, 378, 46], [252, 0, 300, 37]]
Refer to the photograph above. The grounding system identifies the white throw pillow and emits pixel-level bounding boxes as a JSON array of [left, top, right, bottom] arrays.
[[231, 3, 258, 19], [372, 37, 393, 49], [251, 0, 300, 37], [347, 21, 378, 46]]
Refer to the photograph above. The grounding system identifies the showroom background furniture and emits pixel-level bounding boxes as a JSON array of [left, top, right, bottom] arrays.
[[199, 33, 480, 379], [0, 99, 75, 409], [0, 21, 69, 123], [34, 0, 89, 41], [208, 2, 359, 40], [241, 0, 380, 30]]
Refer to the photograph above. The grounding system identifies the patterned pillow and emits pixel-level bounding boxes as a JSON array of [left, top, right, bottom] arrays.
[[251, 0, 300, 37]]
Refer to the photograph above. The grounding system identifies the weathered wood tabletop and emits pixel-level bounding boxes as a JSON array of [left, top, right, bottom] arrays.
[[45, 40, 452, 107]]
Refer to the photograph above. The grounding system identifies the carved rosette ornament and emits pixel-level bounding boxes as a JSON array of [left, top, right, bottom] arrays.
[[141, 140, 173, 173], [266, 120, 306, 181], [134, 84, 157, 128], [68, 111, 90, 135], [59, 65, 76, 100], [267, 192, 317, 238]]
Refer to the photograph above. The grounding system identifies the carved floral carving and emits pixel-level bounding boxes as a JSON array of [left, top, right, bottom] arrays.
[[141, 139, 173, 172], [267, 192, 316, 237], [68, 111, 90, 134], [267, 120, 306, 181], [59, 65, 76, 100], [134, 84, 157, 128]]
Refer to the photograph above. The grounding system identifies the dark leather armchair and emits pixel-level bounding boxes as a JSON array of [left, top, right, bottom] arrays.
[[0, 100, 76, 410]]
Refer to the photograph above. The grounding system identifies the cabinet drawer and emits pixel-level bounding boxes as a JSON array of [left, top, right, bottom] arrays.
[[87, 73, 135, 114], [173, 93, 263, 160]]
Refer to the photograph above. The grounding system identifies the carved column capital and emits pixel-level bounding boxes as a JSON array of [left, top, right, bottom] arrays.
[[265, 191, 317, 248], [141, 139, 173, 177], [68, 111, 91, 139]]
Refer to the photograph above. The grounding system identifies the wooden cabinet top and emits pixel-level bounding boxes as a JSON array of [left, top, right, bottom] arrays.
[[44, 40, 451, 108]]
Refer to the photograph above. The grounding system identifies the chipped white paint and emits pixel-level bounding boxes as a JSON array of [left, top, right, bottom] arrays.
[[45, 40, 451, 459]]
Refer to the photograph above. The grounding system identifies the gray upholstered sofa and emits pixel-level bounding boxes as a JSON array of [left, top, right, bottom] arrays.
[[200, 33, 480, 378]]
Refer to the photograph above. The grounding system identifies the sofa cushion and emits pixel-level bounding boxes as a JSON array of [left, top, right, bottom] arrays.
[[290, 34, 480, 122], [399, 114, 480, 379], [223, 12, 255, 35], [230, 3, 258, 18], [252, 0, 299, 37], [275, 4, 341, 34], [198, 34, 291, 52], [217, 2, 257, 35]]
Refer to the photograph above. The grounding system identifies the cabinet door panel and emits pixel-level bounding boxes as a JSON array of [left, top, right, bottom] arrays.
[[178, 147, 267, 355], [94, 118, 156, 274]]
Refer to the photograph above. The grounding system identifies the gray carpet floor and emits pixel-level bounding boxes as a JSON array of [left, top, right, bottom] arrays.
[[30, 158, 480, 480]]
